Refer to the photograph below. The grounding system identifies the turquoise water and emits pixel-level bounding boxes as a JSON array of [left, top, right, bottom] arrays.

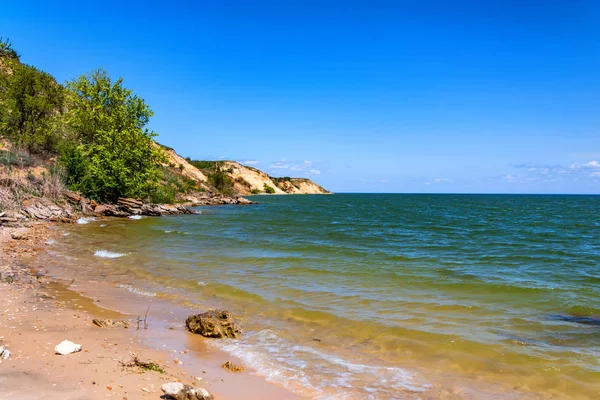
[[52, 194, 600, 399]]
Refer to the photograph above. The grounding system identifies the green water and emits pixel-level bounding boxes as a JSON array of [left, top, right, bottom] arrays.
[[51, 194, 600, 399]]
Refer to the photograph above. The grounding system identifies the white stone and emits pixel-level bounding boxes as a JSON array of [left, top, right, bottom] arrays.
[[1, 349, 10, 360], [161, 382, 185, 396], [54, 340, 82, 355], [190, 388, 212, 399]]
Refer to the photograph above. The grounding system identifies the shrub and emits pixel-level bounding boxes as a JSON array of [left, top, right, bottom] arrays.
[[263, 184, 275, 194], [208, 166, 233, 194]]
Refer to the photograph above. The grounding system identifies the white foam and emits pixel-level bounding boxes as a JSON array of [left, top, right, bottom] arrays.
[[217, 329, 428, 399], [164, 230, 173, 233], [128, 215, 143, 220], [94, 250, 128, 259], [127, 287, 156, 297], [115, 284, 156, 297], [77, 217, 96, 224], [197, 281, 208, 286]]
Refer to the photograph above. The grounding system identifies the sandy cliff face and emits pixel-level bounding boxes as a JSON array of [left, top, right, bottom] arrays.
[[161, 146, 208, 183], [218, 162, 329, 195], [277, 178, 330, 194], [155, 144, 329, 195], [220, 161, 287, 195]]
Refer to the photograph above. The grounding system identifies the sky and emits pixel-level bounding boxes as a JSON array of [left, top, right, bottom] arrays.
[[1, 1, 599, 193]]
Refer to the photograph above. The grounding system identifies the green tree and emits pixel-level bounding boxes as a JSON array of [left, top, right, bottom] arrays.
[[1, 64, 64, 153], [64, 69, 165, 202]]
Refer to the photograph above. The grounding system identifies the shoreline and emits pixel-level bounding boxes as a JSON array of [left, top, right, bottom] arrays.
[[0, 221, 302, 400]]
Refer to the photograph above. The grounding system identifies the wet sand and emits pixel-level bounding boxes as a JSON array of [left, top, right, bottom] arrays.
[[0, 222, 302, 400]]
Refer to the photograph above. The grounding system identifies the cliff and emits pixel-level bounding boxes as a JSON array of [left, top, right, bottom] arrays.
[[191, 160, 330, 195]]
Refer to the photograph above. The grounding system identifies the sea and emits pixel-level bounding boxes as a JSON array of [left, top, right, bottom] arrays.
[[47, 194, 600, 399]]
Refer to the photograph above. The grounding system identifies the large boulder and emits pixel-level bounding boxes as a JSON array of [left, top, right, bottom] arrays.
[[161, 382, 214, 400], [185, 310, 241, 339]]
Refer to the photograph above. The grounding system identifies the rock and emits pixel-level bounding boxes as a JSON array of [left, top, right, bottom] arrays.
[[63, 190, 81, 204], [92, 318, 130, 329], [21, 198, 73, 220], [221, 360, 244, 372], [11, 228, 29, 240], [161, 382, 214, 400], [185, 309, 241, 339], [54, 340, 82, 355]]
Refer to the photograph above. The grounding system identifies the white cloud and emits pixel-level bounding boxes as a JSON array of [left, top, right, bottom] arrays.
[[290, 166, 303, 171], [304, 160, 312, 166], [270, 163, 289, 169], [309, 169, 321, 175], [242, 160, 259, 165], [379, 179, 389, 183], [583, 160, 600, 168], [433, 178, 453, 183], [503, 174, 517, 181]]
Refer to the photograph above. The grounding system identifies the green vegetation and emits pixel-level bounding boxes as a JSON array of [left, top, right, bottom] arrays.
[[0, 41, 168, 203], [263, 183, 275, 194], [119, 354, 165, 374], [0, 37, 19, 60], [207, 166, 234, 194], [62, 69, 165, 202], [270, 176, 291, 184]]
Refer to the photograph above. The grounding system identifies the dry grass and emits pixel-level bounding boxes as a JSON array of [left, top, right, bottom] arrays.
[[0, 146, 65, 212], [119, 353, 165, 374]]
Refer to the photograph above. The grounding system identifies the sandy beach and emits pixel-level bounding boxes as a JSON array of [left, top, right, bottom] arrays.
[[0, 222, 302, 400]]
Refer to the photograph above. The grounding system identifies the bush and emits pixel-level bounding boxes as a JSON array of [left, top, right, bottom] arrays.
[[208, 166, 233, 194], [250, 188, 260, 194], [263, 184, 275, 194]]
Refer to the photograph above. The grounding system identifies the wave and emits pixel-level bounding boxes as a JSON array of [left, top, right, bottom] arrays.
[[94, 250, 129, 259], [116, 284, 156, 297], [128, 215, 143, 220], [77, 217, 96, 224], [217, 329, 428, 398]]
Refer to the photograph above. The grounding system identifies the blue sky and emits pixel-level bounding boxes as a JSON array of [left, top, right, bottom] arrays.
[[2, 1, 599, 193]]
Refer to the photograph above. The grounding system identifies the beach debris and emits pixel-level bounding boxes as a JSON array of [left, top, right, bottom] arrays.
[[54, 340, 82, 355], [185, 309, 241, 339], [10, 228, 29, 240], [161, 382, 214, 400], [221, 360, 244, 372], [119, 352, 165, 373], [92, 318, 130, 329], [0, 346, 11, 362]]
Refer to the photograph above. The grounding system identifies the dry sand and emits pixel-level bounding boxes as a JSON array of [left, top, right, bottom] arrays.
[[0, 222, 302, 400]]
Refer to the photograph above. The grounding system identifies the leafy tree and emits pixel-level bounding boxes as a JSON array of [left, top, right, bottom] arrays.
[[64, 69, 165, 202], [1, 63, 64, 153]]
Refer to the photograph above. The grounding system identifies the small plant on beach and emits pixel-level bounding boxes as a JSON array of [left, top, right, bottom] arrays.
[[119, 353, 165, 374]]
